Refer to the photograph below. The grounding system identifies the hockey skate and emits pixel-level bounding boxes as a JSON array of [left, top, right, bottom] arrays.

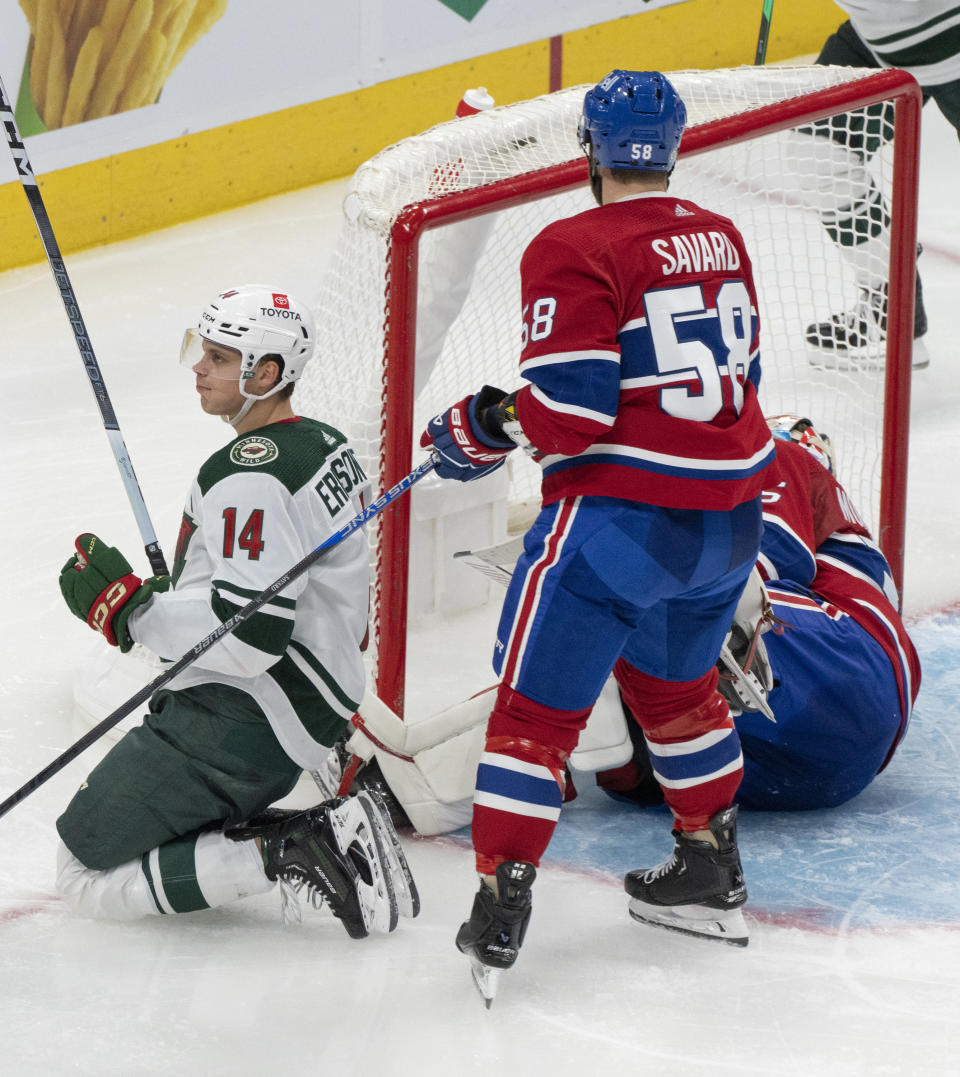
[[456, 861, 536, 1008], [225, 790, 419, 937], [805, 271, 929, 371], [624, 806, 749, 947]]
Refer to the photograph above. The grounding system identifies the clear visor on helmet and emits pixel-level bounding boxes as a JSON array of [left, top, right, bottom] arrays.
[[180, 322, 300, 382], [180, 328, 246, 380]]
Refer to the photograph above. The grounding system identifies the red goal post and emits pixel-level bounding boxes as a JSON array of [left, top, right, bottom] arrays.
[[305, 66, 922, 718]]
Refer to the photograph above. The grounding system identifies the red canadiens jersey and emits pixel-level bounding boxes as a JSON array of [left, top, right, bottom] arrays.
[[759, 440, 921, 739], [513, 192, 775, 511]]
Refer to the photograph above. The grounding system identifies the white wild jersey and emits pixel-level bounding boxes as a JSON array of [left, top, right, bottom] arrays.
[[129, 417, 372, 769], [835, 1, 960, 85]]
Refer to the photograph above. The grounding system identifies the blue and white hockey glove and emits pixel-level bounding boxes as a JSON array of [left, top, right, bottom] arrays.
[[420, 385, 515, 482]]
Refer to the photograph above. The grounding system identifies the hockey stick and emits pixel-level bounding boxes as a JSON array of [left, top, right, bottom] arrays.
[[754, 0, 775, 65], [0, 71, 168, 577], [0, 455, 438, 821]]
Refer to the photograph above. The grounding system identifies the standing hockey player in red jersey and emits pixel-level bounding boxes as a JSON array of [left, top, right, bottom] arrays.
[[55, 286, 417, 935], [419, 70, 776, 1002]]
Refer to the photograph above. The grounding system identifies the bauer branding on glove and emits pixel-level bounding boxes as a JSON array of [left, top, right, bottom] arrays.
[[420, 384, 517, 482]]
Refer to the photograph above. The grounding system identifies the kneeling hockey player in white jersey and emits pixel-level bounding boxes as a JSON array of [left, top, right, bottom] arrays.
[[56, 285, 417, 935]]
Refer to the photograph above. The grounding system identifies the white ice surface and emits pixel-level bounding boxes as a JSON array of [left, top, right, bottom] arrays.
[[0, 105, 959, 1075]]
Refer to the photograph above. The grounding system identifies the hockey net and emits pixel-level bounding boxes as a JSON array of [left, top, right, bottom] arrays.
[[302, 65, 921, 717]]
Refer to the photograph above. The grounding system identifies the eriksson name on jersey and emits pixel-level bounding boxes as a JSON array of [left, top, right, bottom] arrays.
[[651, 231, 741, 276]]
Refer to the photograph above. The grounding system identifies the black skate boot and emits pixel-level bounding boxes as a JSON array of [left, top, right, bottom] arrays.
[[313, 737, 412, 830], [456, 860, 536, 1007], [806, 255, 929, 370], [225, 791, 406, 938], [624, 805, 749, 947]]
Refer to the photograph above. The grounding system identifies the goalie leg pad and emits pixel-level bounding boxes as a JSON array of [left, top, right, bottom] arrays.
[[569, 676, 633, 772], [336, 689, 496, 836]]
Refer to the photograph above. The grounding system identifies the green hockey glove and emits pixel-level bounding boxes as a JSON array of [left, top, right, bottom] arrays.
[[59, 533, 170, 652]]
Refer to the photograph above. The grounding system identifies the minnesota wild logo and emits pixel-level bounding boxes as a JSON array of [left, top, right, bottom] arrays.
[[231, 436, 279, 467]]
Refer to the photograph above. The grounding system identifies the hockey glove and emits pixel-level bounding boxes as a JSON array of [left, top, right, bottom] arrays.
[[59, 533, 170, 652], [419, 385, 515, 482]]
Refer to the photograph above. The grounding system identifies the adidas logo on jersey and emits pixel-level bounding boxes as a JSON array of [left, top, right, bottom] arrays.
[[674, 203, 695, 216]]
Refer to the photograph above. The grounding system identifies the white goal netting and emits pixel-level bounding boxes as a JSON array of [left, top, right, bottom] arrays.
[[301, 65, 919, 710]]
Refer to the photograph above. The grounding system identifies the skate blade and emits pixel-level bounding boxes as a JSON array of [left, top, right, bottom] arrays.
[[806, 346, 884, 373], [805, 341, 929, 373], [909, 338, 931, 369], [468, 958, 501, 1009], [628, 899, 749, 947], [364, 790, 420, 919], [332, 793, 399, 934]]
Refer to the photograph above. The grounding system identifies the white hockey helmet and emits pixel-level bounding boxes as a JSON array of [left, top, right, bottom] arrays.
[[181, 285, 316, 399], [767, 414, 835, 474]]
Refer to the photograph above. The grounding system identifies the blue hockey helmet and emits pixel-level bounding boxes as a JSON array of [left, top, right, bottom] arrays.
[[578, 70, 687, 172]]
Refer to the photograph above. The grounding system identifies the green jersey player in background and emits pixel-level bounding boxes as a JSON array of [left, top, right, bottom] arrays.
[[56, 285, 418, 937], [806, 0, 960, 367]]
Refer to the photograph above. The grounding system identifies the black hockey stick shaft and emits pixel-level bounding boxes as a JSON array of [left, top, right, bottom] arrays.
[[754, 0, 774, 64], [0, 456, 437, 820], [0, 71, 168, 577]]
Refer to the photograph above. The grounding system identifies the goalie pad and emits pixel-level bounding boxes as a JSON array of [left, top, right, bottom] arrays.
[[341, 688, 493, 835], [452, 537, 524, 589], [338, 679, 634, 836]]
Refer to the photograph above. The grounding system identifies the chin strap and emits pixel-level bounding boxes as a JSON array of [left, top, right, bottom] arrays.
[[587, 152, 603, 206], [223, 395, 257, 426], [225, 372, 289, 426]]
